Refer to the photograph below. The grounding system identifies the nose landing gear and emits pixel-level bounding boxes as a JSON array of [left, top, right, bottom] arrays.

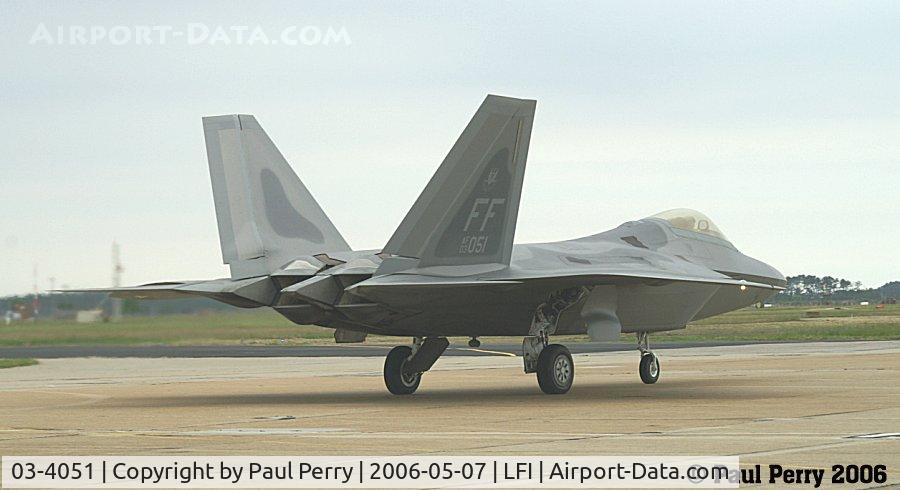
[[467, 337, 481, 348]]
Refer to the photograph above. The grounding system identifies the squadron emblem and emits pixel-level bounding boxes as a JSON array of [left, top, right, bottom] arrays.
[[483, 167, 500, 191]]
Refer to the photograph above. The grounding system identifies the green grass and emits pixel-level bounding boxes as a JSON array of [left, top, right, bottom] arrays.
[[654, 304, 900, 342], [0, 358, 38, 369], [0, 305, 897, 347], [0, 310, 331, 347]]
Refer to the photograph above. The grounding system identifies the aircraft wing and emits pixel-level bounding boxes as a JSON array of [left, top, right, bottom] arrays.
[[349, 256, 780, 310], [501, 268, 782, 290], [349, 268, 776, 299]]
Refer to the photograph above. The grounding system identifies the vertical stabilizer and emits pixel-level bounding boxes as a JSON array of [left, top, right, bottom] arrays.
[[382, 95, 536, 269], [203, 115, 350, 279]]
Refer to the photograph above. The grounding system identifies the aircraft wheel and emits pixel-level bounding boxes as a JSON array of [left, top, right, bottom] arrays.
[[384, 346, 421, 395], [536, 344, 574, 394], [639, 352, 660, 384]]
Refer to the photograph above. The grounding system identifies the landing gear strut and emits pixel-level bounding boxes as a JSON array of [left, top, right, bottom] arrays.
[[637, 331, 660, 384], [522, 287, 590, 395], [383, 337, 449, 395]]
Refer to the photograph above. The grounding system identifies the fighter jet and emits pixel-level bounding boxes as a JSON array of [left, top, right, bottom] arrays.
[[70, 95, 785, 395]]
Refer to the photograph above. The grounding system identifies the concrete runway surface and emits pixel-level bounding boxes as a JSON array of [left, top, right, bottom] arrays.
[[0, 341, 898, 486]]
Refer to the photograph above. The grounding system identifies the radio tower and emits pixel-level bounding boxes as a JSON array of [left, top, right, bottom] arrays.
[[31, 262, 39, 320], [111, 241, 124, 321]]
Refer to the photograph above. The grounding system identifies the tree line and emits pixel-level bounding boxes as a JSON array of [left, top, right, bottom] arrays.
[[775, 276, 898, 304]]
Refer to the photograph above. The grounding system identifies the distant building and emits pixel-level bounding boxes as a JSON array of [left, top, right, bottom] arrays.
[[4, 310, 22, 325], [75, 309, 104, 323]]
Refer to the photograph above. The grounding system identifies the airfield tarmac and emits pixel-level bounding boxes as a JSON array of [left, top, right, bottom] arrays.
[[0, 341, 898, 486]]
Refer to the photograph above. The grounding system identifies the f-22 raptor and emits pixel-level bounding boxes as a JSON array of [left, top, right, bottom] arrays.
[[74, 95, 785, 395]]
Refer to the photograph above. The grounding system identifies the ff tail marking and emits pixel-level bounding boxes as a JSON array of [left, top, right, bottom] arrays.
[[380, 95, 535, 270]]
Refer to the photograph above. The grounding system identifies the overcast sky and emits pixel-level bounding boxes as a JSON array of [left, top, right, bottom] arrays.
[[1, 1, 898, 296]]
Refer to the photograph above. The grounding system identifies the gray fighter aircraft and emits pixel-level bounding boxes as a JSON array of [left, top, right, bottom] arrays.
[[71, 95, 785, 395]]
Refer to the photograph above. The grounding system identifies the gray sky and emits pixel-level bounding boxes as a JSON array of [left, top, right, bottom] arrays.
[[2, 1, 898, 296]]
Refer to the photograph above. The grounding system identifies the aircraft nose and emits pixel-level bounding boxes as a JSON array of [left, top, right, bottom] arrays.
[[755, 259, 785, 285], [735, 252, 785, 286]]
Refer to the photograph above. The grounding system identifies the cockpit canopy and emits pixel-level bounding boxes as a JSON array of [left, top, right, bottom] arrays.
[[650, 208, 728, 241]]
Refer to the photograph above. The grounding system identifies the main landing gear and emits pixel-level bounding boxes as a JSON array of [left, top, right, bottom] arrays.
[[637, 331, 660, 384], [383, 337, 449, 395], [522, 330, 576, 395], [536, 343, 574, 394], [522, 287, 589, 395]]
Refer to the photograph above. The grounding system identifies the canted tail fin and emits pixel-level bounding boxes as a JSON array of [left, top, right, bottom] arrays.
[[203, 115, 350, 279], [381, 95, 536, 269]]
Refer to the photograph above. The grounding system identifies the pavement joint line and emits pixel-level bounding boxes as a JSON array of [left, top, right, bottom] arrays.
[[2, 428, 878, 441], [455, 348, 517, 357], [734, 437, 884, 458], [847, 432, 900, 439]]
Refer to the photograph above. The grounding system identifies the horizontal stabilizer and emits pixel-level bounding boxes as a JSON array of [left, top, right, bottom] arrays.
[[59, 282, 190, 300], [59, 276, 277, 308]]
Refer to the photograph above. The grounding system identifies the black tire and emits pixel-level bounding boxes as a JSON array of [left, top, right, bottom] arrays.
[[639, 353, 660, 384], [536, 344, 574, 394], [384, 346, 421, 395]]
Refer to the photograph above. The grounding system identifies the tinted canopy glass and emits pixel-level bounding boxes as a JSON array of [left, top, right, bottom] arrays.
[[650, 208, 727, 240]]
